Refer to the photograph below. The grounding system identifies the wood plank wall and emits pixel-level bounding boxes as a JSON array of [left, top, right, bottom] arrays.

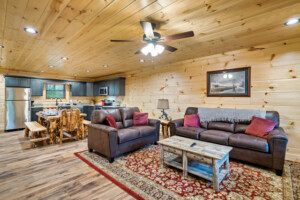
[[123, 37, 300, 162], [0, 75, 5, 132]]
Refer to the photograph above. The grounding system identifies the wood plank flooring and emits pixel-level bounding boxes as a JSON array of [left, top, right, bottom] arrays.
[[0, 130, 134, 200]]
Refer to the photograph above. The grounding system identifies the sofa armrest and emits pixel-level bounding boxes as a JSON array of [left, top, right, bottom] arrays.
[[87, 124, 118, 158], [267, 127, 288, 171], [148, 119, 160, 141], [169, 118, 184, 136]]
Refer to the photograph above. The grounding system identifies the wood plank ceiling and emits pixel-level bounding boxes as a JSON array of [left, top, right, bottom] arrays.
[[0, 0, 299, 80]]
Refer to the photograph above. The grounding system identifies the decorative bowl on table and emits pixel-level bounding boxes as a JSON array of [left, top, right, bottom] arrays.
[[42, 109, 58, 116]]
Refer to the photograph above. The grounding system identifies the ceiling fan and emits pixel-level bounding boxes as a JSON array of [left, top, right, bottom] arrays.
[[110, 21, 194, 57]]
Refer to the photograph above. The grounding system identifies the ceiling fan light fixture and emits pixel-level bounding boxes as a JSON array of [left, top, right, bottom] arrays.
[[155, 44, 165, 54], [24, 27, 38, 34], [151, 50, 158, 57], [284, 18, 300, 26]]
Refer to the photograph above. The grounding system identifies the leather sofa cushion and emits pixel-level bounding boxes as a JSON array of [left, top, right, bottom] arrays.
[[118, 128, 140, 144], [229, 134, 269, 153], [235, 123, 249, 133], [129, 126, 156, 137], [200, 130, 233, 145], [91, 110, 107, 124], [176, 127, 206, 140], [208, 122, 235, 132], [119, 107, 140, 128]]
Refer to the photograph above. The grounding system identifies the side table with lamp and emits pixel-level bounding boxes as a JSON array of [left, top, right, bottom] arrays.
[[157, 99, 171, 138]]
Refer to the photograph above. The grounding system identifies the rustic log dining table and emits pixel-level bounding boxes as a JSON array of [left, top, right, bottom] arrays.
[[36, 111, 87, 144]]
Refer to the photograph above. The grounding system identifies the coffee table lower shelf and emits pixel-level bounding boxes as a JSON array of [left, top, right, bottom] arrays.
[[164, 156, 228, 191]]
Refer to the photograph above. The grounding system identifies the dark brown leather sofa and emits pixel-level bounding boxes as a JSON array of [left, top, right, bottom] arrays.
[[87, 107, 160, 163], [169, 107, 288, 176]]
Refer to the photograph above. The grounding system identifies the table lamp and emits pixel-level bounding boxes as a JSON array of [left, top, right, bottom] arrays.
[[157, 99, 169, 120]]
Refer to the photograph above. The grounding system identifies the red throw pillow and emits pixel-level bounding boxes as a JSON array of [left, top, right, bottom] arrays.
[[245, 116, 278, 139], [184, 114, 200, 128], [105, 114, 119, 130], [133, 112, 148, 126]]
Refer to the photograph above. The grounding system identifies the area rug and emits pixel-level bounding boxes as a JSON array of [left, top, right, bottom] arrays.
[[75, 145, 296, 200]]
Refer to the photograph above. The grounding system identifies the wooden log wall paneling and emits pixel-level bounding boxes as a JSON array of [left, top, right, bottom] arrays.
[[0, 75, 5, 132], [123, 37, 300, 162]]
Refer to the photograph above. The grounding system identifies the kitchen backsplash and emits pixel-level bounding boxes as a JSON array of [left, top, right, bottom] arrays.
[[32, 96, 125, 106]]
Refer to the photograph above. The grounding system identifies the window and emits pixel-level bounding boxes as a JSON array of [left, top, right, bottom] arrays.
[[46, 84, 66, 99]]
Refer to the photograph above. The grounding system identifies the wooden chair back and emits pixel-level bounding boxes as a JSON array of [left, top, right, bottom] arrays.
[[43, 106, 58, 111], [59, 108, 80, 132]]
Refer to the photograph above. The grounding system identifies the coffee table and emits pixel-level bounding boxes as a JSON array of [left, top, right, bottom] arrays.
[[158, 136, 232, 192]]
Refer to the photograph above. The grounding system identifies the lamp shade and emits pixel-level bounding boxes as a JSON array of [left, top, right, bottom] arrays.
[[157, 99, 169, 109]]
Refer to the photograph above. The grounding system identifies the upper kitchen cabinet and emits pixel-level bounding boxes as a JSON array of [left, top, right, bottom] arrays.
[[71, 81, 86, 96], [114, 78, 125, 96], [86, 82, 94, 97], [93, 77, 125, 96], [5, 76, 31, 88], [31, 78, 45, 96]]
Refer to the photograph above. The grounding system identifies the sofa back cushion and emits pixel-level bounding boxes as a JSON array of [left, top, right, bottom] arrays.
[[265, 111, 280, 128], [120, 107, 140, 128], [234, 123, 249, 133], [208, 121, 235, 132], [91, 109, 124, 129], [185, 107, 207, 129]]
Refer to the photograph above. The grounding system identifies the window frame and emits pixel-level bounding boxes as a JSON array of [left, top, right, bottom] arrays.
[[43, 82, 70, 103], [45, 83, 66, 99]]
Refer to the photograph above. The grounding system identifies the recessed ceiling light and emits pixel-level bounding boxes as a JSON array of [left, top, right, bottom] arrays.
[[61, 57, 68, 60], [86, 70, 90, 72], [284, 18, 300, 26], [103, 64, 108, 68], [139, 59, 145, 63], [0, 45, 4, 48], [24, 27, 38, 34], [41, 70, 44, 73], [48, 65, 54, 68]]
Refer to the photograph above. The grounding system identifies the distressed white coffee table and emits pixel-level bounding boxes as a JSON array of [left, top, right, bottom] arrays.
[[158, 136, 232, 192]]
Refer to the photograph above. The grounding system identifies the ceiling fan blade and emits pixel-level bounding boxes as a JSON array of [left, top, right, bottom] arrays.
[[161, 44, 177, 52], [110, 39, 141, 42], [140, 21, 154, 39], [161, 31, 194, 42], [134, 49, 142, 54]]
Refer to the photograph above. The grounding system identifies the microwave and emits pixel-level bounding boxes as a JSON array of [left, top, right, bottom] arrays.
[[99, 87, 108, 95]]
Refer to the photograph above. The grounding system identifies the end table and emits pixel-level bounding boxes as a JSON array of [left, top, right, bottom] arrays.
[[160, 120, 170, 138]]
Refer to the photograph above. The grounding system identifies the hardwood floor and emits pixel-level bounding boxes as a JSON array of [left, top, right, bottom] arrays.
[[0, 130, 134, 200]]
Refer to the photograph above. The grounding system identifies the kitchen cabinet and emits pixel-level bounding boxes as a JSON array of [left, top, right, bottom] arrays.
[[71, 81, 86, 96], [5, 76, 31, 88], [86, 82, 94, 96], [93, 78, 125, 96], [83, 105, 95, 120], [108, 79, 115, 96], [31, 78, 45, 96], [31, 107, 43, 122], [114, 78, 125, 96]]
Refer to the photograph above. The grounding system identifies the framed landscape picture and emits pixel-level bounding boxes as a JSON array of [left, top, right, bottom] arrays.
[[207, 67, 251, 97]]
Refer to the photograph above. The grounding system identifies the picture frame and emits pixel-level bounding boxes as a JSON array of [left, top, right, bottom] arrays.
[[207, 67, 251, 97]]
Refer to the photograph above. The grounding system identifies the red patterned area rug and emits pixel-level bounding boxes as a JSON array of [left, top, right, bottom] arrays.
[[75, 145, 295, 200]]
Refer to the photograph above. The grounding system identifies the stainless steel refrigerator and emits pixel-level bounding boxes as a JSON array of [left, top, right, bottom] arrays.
[[5, 87, 31, 130]]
